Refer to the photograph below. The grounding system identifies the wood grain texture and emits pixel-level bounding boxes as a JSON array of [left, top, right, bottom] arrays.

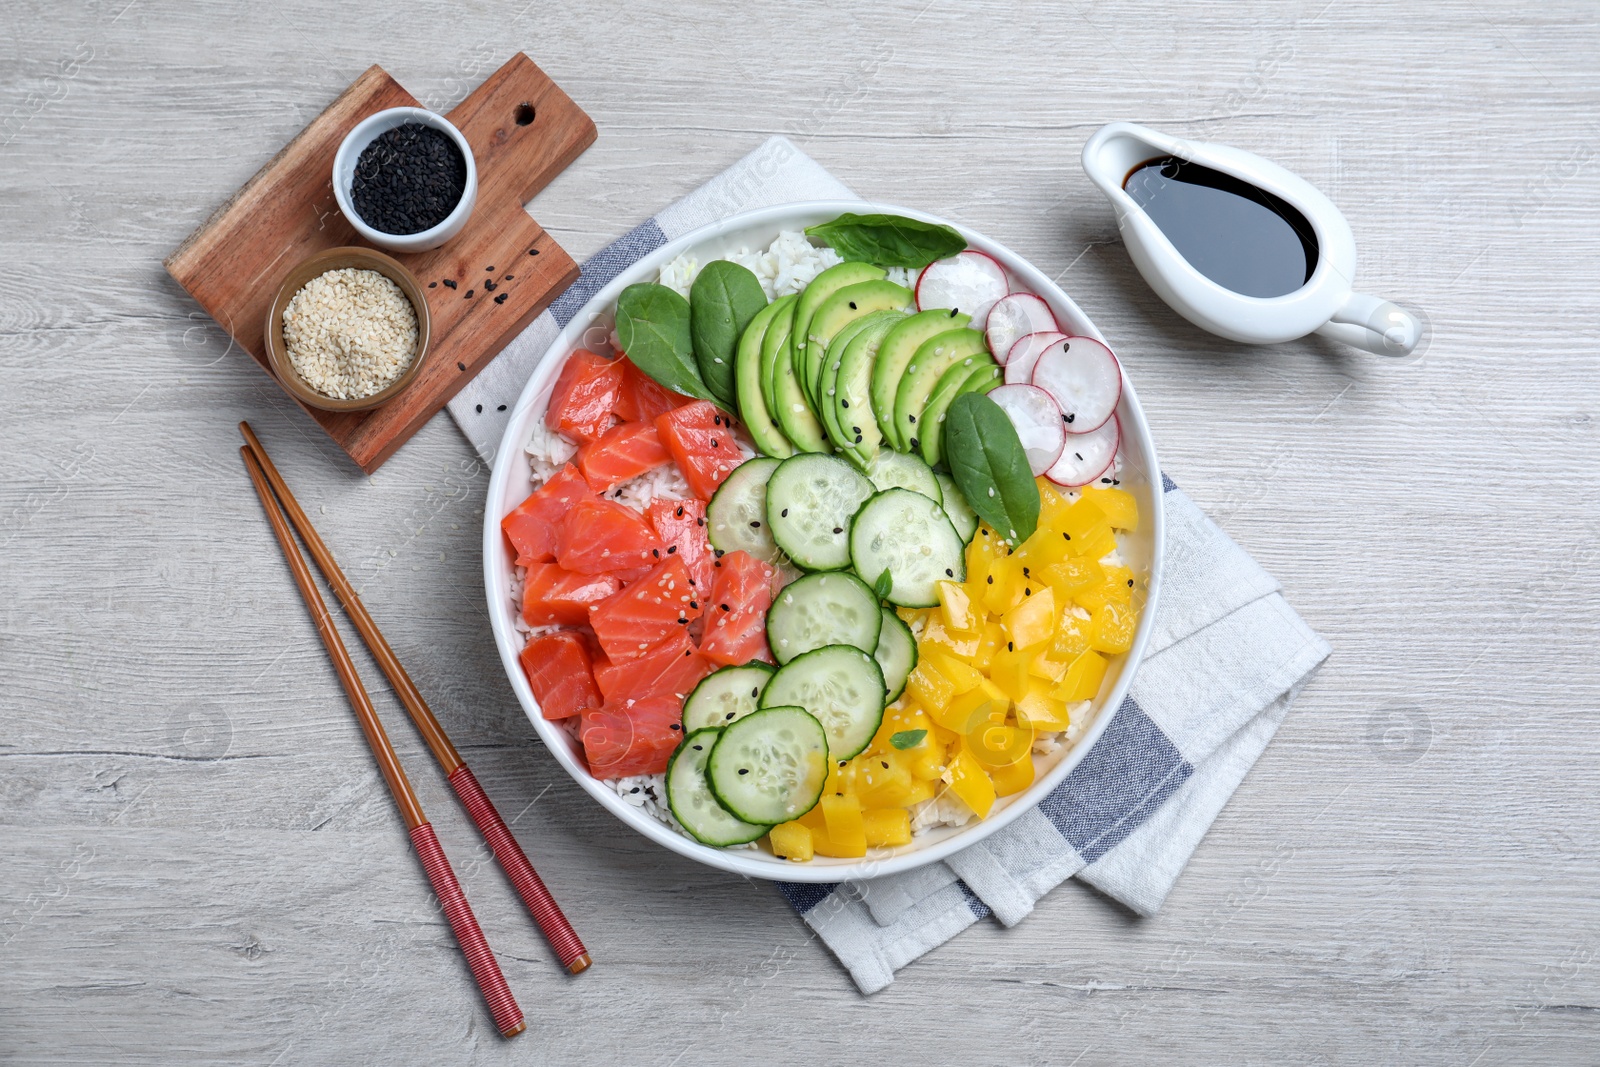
[[3, 0, 1599, 1064], [164, 54, 595, 473]]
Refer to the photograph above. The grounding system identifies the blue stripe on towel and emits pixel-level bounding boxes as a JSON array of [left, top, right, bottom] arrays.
[[1037, 697, 1192, 863], [959, 881, 992, 920], [777, 881, 839, 915], [549, 218, 669, 328], [1162, 472, 1177, 493]]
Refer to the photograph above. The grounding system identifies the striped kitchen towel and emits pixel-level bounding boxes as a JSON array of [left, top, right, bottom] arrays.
[[450, 137, 1331, 995]]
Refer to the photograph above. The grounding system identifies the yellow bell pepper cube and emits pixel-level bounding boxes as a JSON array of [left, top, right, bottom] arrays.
[[930, 722, 959, 746], [966, 722, 1033, 769], [1036, 477, 1072, 526], [862, 808, 913, 848], [1067, 524, 1119, 561], [797, 802, 827, 830], [1041, 556, 1104, 599], [979, 555, 1025, 615], [896, 606, 931, 629], [854, 749, 917, 809], [930, 652, 986, 695], [1049, 612, 1093, 661], [1056, 497, 1109, 542], [965, 526, 1003, 577], [769, 821, 814, 862], [906, 659, 957, 713], [932, 679, 1007, 734], [989, 753, 1035, 797], [1074, 579, 1131, 616], [820, 793, 867, 857], [1080, 485, 1139, 531], [1028, 646, 1072, 683], [1054, 650, 1109, 702], [909, 734, 947, 780], [989, 645, 1034, 702], [1015, 677, 1072, 730], [936, 580, 978, 632], [972, 620, 1005, 671], [1003, 586, 1057, 650], [921, 615, 980, 659], [946, 750, 996, 819], [1089, 602, 1136, 654]]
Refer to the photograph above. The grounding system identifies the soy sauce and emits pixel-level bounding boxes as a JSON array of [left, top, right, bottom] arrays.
[[1123, 156, 1318, 298]]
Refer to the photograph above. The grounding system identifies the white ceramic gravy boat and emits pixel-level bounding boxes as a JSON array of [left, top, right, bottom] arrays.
[[1082, 122, 1420, 356]]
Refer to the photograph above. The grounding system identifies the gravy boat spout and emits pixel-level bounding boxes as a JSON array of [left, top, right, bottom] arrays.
[[1082, 122, 1419, 357]]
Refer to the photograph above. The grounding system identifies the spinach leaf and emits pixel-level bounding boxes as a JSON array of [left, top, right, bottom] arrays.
[[943, 393, 1040, 545], [890, 729, 928, 750], [873, 567, 894, 601], [690, 261, 767, 410], [614, 283, 712, 403], [804, 213, 967, 270]]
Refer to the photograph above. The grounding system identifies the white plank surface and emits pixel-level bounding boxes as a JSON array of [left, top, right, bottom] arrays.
[[3, 0, 1599, 1062]]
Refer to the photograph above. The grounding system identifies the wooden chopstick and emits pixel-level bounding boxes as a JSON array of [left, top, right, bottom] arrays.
[[240, 446, 525, 1038], [239, 421, 591, 975]]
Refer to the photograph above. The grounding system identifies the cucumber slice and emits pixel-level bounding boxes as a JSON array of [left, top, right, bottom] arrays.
[[894, 328, 988, 458], [682, 662, 775, 732], [815, 313, 883, 457], [667, 728, 770, 846], [873, 607, 917, 703], [865, 449, 942, 503], [919, 356, 997, 468], [706, 457, 781, 562], [706, 706, 829, 825], [759, 294, 796, 421], [872, 309, 971, 450], [766, 571, 883, 665], [805, 280, 914, 412], [736, 299, 794, 459], [765, 453, 875, 571], [792, 262, 885, 399], [934, 472, 978, 543], [850, 488, 967, 608], [759, 645, 887, 761]]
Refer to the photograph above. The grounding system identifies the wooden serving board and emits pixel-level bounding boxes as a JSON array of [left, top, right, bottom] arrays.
[[166, 54, 595, 472]]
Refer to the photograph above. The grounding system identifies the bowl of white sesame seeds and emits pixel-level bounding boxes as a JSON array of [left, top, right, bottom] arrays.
[[264, 246, 432, 413]]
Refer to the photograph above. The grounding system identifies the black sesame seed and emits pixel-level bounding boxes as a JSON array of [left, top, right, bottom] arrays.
[[668, 545, 678, 554], [494, 293, 508, 304], [496, 404, 506, 411], [486, 265, 495, 272], [1007, 641, 1014, 652], [671, 723, 682, 731], [484, 279, 497, 292], [751, 688, 760, 698], [676, 506, 685, 517], [945, 568, 954, 577], [528, 248, 540, 255], [987, 575, 994, 584], [428, 281, 437, 288], [881, 761, 889, 770], [457, 361, 466, 372], [1025, 587, 1032, 596], [738, 768, 749, 775], [910, 437, 919, 448], [832, 527, 843, 534], [711, 439, 719, 448], [688, 599, 697, 608], [504, 274, 514, 280], [475, 404, 482, 413], [1066, 413, 1075, 423], [781, 508, 789, 517], [721, 604, 730, 611], [443, 279, 457, 289], [908, 414, 917, 423], [848, 301, 857, 310], [1128, 579, 1135, 587], [652, 548, 660, 558], [750, 520, 761, 528]]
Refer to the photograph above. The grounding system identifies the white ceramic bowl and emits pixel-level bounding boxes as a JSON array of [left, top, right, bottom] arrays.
[[332, 106, 477, 253], [483, 200, 1165, 883]]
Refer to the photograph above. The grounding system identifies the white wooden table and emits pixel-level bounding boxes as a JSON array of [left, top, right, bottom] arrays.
[[4, 1, 1597, 1062]]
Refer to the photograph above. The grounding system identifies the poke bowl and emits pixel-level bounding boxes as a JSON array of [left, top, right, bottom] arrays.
[[484, 200, 1164, 882]]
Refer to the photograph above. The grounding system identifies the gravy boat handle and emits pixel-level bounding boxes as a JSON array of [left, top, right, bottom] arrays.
[[1315, 291, 1422, 357]]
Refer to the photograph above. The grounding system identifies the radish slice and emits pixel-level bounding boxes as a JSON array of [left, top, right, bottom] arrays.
[[1004, 331, 1067, 385], [987, 384, 1066, 476], [1046, 415, 1120, 487], [986, 293, 1059, 361], [916, 251, 1009, 329], [1030, 336, 1122, 433]]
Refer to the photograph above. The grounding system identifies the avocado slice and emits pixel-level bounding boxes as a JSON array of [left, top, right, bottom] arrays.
[[823, 311, 904, 465], [955, 361, 1003, 397], [736, 296, 795, 459], [791, 262, 884, 399], [920, 357, 998, 468], [771, 304, 832, 454], [893, 328, 988, 459], [870, 308, 971, 450], [759, 294, 796, 418], [815, 312, 887, 459], [804, 280, 914, 412]]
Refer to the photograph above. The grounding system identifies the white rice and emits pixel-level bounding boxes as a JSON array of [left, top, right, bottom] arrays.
[[659, 230, 843, 301]]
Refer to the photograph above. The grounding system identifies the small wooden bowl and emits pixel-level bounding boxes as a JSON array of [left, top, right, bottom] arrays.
[[263, 247, 432, 413]]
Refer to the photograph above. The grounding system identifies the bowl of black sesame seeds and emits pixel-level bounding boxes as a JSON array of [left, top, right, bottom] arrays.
[[333, 106, 477, 253]]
